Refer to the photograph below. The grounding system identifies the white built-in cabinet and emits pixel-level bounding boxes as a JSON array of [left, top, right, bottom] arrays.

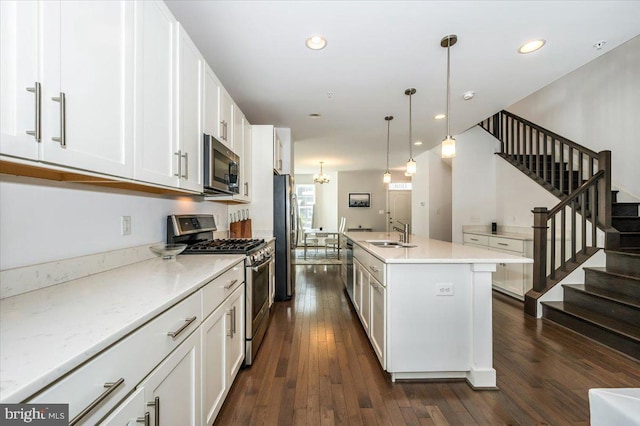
[[133, 0, 178, 188], [0, 0, 134, 177], [30, 260, 245, 426], [352, 247, 387, 368], [1, 0, 253, 199], [463, 232, 533, 299], [273, 133, 284, 174]]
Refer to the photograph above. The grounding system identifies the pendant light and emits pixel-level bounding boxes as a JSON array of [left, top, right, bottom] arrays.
[[383, 116, 393, 183], [441, 34, 457, 158], [405, 88, 417, 175], [313, 161, 330, 184]]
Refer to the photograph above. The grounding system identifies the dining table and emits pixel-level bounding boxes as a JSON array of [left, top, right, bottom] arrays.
[[303, 229, 340, 259]]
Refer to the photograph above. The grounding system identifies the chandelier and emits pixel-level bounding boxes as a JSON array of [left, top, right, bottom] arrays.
[[313, 161, 330, 184]]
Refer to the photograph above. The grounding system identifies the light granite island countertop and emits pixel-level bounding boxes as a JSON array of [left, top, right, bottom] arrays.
[[343, 231, 532, 389]]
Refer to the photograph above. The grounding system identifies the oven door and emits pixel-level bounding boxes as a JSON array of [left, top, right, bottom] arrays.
[[245, 255, 271, 365]]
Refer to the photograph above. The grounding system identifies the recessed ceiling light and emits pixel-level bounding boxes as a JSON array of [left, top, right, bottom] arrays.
[[306, 35, 327, 50], [308, 113, 322, 118], [414, 141, 423, 146], [462, 91, 475, 100], [518, 39, 546, 54], [434, 114, 446, 120]]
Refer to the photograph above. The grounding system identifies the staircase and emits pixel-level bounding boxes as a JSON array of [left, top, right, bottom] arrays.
[[541, 250, 640, 359], [480, 110, 640, 360]]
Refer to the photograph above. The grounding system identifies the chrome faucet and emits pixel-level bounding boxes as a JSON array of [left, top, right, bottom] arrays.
[[392, 221, 410, 243]]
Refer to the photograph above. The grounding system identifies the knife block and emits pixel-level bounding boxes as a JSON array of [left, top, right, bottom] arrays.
[[229, 221, 242, 239]]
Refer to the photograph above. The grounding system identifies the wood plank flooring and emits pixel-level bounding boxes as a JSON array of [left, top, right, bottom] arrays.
[[216, 265, 640, 425]]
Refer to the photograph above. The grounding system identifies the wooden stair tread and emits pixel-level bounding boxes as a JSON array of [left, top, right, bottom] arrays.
[[584, 266, 640, 281], [542, 301, 640, 341], [565, 284, 640, 309]]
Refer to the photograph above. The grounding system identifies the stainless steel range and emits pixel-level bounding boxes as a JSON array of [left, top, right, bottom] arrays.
[[167, 214, 272, 365]]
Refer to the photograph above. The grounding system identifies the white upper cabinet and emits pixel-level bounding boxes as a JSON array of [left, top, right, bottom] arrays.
[[1, 0, 134, 178], [219, 89, 234, 149], [177, 24, 204, 193], [41, 0, 134, 177], [133, 0, 178, 188], [203, 64, 221, 140], [0, 1, 41, 160]]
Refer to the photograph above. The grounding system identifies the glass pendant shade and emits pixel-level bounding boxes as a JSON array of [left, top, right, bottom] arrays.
[[441, 136, 456, 158], [406, 159, 417, 175], [383, 171, 391, 184]]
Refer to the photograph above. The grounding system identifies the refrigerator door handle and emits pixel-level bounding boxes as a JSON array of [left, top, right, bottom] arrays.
[[291, 194, 299, 249]]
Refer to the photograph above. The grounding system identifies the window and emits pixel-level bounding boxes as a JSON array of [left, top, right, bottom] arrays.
[[296, 184, 315, 230]]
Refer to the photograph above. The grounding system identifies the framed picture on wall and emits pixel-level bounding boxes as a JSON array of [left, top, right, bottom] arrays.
[[348, 192, 371, 208]]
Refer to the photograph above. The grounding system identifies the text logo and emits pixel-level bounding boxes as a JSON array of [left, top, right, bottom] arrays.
[[0, 404, 67, 425]]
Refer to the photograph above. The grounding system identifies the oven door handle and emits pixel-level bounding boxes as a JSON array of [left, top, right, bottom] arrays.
[[251, 256, 273, 272]]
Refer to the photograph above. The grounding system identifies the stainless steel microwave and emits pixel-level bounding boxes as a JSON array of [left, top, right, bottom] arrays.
[[203, 134, 239, 195]]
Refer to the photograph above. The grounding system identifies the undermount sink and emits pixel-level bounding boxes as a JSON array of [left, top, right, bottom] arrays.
[[365, 240, 417, 248]]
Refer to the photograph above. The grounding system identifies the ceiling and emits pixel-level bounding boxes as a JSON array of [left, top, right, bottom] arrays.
[[165, 1, 640, 175]]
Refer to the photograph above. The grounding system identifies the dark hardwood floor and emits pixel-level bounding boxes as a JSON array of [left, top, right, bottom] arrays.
[[216, 265, 640, 425]]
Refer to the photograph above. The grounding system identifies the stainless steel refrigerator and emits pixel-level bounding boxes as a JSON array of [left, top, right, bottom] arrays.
[[273, 174, 298, 300]]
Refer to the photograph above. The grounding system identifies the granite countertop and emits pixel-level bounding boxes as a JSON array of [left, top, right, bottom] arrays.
[[345, 232, 533, 264], [0, 254, 244, 403]]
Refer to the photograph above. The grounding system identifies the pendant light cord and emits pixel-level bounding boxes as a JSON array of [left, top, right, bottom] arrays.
[[386, 119, 390, 171], [446, 38, 451, 138], [409, 92, 413, 160]]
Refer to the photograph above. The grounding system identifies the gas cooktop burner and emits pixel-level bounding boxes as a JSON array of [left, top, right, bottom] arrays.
[[185, 238, 265, 254]]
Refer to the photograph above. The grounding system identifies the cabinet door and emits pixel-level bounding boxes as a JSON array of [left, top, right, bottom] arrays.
[[133, 0, 178, 187], [203, 64, 221, 139], [41, 1, 134, 178], [370, 277, 386, 368], [141, 330, 201, 426], [360, 271, 371, 334], [201, 302, 227, 426], [242, 117, 252, 200], [177, 25, 203, 192], [101, 388, 147, 425], [219, 89, 233, 148], [0, 0, 41, 160], [226, 285, 245, 384], [353, 260, 362, 313]]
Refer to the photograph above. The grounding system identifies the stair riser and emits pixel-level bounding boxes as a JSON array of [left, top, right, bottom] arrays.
[[620, 233, 640, 248], [612, 191, 619, 203], [613, 204, 640, 217], [542, 306, 640, 360], [584, 269, 640, 298], [613, 218, 640, 232], [563, 287, 639, 327], [606, 252, 640, 277]]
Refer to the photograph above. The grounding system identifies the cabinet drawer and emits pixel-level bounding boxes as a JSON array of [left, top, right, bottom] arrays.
[[489, 237, 524, 253], [28, 291, 201, 424], [354, 245, 385, 285], [202, 261, 244, 319], [463, 234, 489, 246]]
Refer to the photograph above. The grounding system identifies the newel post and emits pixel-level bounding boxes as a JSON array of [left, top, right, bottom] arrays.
[[532, 207, 549, 293]]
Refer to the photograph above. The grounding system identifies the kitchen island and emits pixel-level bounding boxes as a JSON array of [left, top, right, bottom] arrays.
[[344, 231, 533, 389]]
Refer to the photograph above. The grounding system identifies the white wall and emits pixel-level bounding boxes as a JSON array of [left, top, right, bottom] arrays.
[[0, 175, 228, 270], [428, 151, 452, 242], [337, 170, 387, 231], [451, 127, 500, 243], [508, 35, 640, 200]]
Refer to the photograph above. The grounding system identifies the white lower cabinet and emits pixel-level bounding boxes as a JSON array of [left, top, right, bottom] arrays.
[[141, 330, 201, 426], [369, 276, 386, 368], [101, 388, 147, 425], [201, 281, 245, 426]]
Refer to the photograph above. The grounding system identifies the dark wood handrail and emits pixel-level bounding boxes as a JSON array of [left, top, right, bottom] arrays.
[[479, 111, 614, 316]]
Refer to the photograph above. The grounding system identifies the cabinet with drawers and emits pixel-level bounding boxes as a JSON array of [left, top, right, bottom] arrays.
[[463, 232, 533, 299]]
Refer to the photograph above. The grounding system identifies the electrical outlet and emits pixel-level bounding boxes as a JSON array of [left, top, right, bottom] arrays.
[[378, 209, 385, 215], [436, 283, 453, 296], [121, 216, 131, 236]]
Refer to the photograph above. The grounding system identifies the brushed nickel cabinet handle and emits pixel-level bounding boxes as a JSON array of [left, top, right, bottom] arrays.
[[166, 316, 196, 338], [181, 152, 188, 179], [147, 396, 160, 426], [232, 305, 237, 336], [244, 182, 249, 196], [497, 242, 509, 246], [69, 377, 124, 425], [227, 309, 233, 337], [26, 82, 41, 141], [137, 412, 150, 426], [224, 279, 238, 289], [51, 92, 66, 147], [470, 238, 479, 241], [174, 150, 181, 177]]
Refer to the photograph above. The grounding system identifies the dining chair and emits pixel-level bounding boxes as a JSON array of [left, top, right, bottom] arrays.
[[324, 217, 346, 256]]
